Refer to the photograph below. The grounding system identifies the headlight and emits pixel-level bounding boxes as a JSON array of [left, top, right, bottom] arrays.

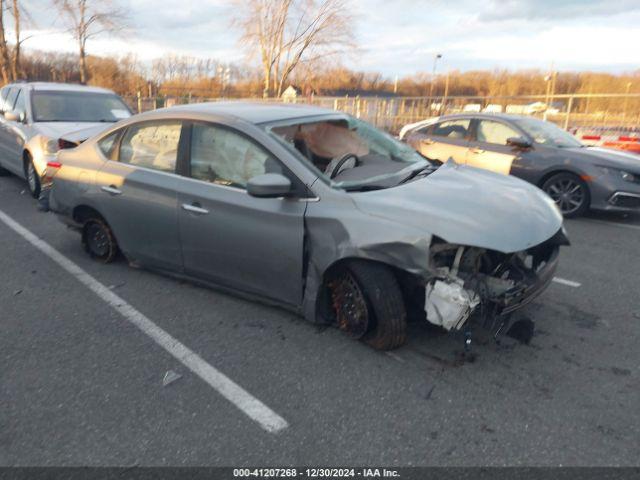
[[598, 166, 638, 184], [39, 136, 59, 155]]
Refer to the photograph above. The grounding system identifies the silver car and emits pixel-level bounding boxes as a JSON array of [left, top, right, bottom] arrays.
[[0, 82, 131, 197], [48, 103, 569, 350]]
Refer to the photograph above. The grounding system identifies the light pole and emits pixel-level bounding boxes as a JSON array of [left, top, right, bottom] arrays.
[[428, 53, 442, 108], [622, 82, 632, 125]]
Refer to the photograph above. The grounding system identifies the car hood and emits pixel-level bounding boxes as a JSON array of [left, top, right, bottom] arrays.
[[351, 161, 563, 254], [564, 146, 640, 172], [36, 122, 114, 142]]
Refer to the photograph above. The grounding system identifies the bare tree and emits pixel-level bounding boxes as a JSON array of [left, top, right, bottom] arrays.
[[0, 0, 13, 82], [8, 0, 34, 80], [53, 0, 126, 84], [233, 0, 353, 97]]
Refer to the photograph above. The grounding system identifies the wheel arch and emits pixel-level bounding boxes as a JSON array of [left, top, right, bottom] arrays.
[[537, 168, 589, 189], [315, 256, 425, 324], [72, 204, 108, 225]]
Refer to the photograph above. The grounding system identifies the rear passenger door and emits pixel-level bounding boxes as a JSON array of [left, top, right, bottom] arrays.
[[466, 119, 522, 175], [408, 118, 471, 164], [176, 121, 306, 307], [95, 120, 185, 270]]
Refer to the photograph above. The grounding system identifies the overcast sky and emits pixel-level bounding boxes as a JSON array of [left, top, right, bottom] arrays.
[[18, 0, 640, 77]]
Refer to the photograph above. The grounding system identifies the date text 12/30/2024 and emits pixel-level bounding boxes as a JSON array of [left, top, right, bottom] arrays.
[[233, 468, 401, 478]]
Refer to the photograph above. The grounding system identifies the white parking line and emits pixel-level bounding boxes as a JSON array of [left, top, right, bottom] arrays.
[[583, 219, 640, 231], [0, 209, 288, 434], [552, 277, 582, 288]]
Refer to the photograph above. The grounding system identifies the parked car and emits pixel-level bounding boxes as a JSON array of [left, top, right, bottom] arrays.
[[0, 82, 132, 197], [48, 103, 568, 350], [401, 113, 640, 217]]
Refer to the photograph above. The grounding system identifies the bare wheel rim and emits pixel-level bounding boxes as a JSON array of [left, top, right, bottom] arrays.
[[86, 223, 110, 257], [545, 178, 585, 215], [27, 161, 37, 192], [329, 272, 369, 338]]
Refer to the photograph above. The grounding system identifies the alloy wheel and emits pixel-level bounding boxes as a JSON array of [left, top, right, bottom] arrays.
[[544, 178, 585, 216]]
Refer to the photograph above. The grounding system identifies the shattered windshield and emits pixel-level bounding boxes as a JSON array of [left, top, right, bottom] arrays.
[[514, 117, 583, 148], [267, 115, 430, 190]]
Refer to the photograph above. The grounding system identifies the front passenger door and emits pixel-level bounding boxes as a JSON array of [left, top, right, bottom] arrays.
[[466, 119, 522, 176]]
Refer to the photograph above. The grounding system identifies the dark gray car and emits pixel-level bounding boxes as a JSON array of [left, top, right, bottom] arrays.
[[48, 103, 568, 350], [402, 113, 640, 217]]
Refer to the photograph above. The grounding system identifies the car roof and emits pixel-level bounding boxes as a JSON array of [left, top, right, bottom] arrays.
[[2, 82, 116, 94], [162, 101, 340, 125]]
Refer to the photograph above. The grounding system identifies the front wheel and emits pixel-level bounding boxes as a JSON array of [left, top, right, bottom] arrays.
[[542, 172, 590, 218], [24, 154, 41, 198], [328, 260, 407, 350]]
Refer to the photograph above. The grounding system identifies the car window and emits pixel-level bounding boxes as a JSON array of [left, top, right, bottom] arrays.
[[31, 91, 131, 123], [5, 88, 19, 112], [98, 131, 120, 158], [0, 87, 12, 113], [189, 123, 282, 189], [13, 90, 26, 119], [119, 122, 182, 173], [432, 119, 471, 139], [476, 120, 520, 145]]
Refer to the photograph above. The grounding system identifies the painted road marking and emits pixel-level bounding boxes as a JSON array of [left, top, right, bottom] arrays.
[[584, 219, 640, 231], [552, 277, 582, 288], [0, 209, 288, 434]]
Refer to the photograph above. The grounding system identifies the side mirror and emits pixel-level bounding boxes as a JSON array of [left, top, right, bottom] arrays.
[[247, 173, 292, 198], [4, 110, 20, 122], [507, 136, 532, 149]]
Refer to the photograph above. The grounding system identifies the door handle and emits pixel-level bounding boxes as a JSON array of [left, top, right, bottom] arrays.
[[421, 139, 435, 145], [101, 185, 122, 195], [182, 203, 209, 215], [469, 147, 485, 154]]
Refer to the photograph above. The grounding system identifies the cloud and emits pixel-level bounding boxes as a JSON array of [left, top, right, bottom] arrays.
[[477, 0, 640, 21], [14, 0, 640, 77]]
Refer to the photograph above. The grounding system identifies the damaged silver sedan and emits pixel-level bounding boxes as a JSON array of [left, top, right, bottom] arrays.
[[47, 102, 569, 350]]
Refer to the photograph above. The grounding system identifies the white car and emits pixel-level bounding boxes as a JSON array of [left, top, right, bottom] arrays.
[[0, 82, 131, 197]]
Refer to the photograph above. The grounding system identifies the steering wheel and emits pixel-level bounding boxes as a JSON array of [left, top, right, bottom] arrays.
[[328, 153, 360, 179]]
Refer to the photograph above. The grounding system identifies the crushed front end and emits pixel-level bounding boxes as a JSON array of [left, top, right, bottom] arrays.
[[425, 227, 570, 337]]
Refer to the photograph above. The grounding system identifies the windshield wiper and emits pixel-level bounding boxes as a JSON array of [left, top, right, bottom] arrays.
[[398, 164, 435, 184], [342, 184, 387, 192]]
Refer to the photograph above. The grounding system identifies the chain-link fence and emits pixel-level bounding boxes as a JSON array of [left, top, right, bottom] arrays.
[[122, 93, 640, 136]]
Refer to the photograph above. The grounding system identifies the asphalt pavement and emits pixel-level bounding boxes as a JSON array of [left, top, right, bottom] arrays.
[[1, 173, 639, 466]]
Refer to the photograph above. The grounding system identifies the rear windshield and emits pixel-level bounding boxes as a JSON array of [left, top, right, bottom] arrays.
[[31, 91, 131, 123]]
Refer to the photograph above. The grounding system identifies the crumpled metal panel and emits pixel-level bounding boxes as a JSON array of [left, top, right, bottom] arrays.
[[301, 161, 564, 323]]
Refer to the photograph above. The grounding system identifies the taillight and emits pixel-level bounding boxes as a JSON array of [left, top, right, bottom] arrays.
[[46, 161, 62, 169], [57, 138, 78, 150], [42, 160, 62, 186]]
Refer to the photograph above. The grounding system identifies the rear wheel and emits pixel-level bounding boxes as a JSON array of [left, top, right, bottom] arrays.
[[23, 153, 41, 198], [328, 260, 407, 350], [542, 172, 589, 218], [82, 218, 118, 263]]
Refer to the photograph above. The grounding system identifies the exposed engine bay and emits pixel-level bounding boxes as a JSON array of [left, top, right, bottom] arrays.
[[425, 229, 566, 335]]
